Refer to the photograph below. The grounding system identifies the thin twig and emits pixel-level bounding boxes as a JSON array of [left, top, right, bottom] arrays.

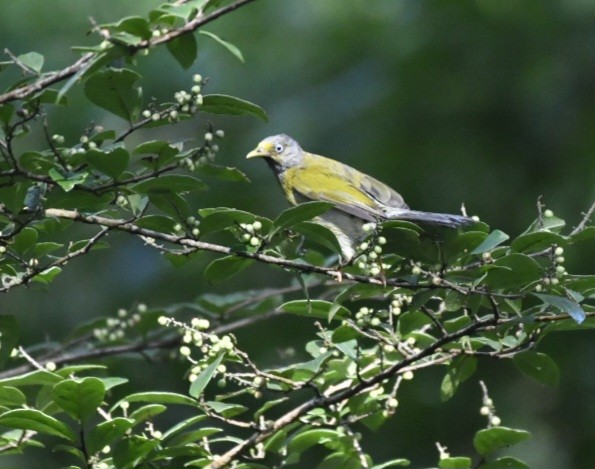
[[0, 307, 284, 380], [570, 201, 595, 236]]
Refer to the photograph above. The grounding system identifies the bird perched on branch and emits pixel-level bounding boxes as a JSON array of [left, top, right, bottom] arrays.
[[247, 134, 473, 262]]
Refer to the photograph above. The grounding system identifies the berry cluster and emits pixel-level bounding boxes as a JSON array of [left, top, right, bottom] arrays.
[[93, 304, 144, 342]]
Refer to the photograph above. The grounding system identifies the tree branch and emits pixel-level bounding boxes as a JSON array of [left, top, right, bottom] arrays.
[[42, 208, 495, 295], [0, 0, 259, 105]]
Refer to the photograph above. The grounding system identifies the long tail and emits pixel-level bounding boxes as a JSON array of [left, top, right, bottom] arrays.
[[383, 208, 474, 228]]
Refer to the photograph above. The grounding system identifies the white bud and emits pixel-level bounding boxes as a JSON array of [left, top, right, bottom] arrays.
[[554, 247, 564, 256], [193, 74, 203, 83], [544, 209, 554, 218], [252, 220, 262, 230], [387, 397, 398, 408], [377, 236, 387, 245]]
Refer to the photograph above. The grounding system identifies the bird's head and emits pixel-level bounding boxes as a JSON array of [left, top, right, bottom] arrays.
[[246, 134, 303, 170]]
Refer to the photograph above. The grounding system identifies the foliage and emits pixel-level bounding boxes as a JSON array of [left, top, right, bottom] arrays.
[[0, 1, 594, 469]]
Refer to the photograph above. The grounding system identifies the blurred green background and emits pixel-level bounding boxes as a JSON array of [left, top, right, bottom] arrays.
[[1, 0, 595, 467]]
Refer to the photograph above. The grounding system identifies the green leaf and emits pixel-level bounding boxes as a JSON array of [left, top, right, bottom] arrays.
[[134, 139, 180, 159], [135, 214, 177, 234], [130, 404, 167, 426], [0, 315, 19, 367], [288, 428, 342, 453], [113, 392, 198, 411], [131, 174, 206, 194], [0, 104, 14, 126], [45, 189, 113, 211], [87, 417, 134, 455], [513, 351, 560, 387], [112, 435, 159, 469], [36, 88, 68, 105], [166, 33, 197, 69], [533, 292, 586, 324], [162, 415, 207, 441], [113, 16, 153, 40], [440, 356, 477, 401], [439, 456, 472, 469], [11, 227, 38, 255], [279, 300, 349, 321], [510, 231, 566, 253], [48, 168, 88, 192], [0, 386, 26, 406], [196, 163, 250, 182], [34, 242, 63, 256], [32, 266, 62, 284], [204, 256, 254, 283], [272, 202, 333, 233], [293, 221, 342, 254], [0, 369, 61, 387], [371, 459, 411, 468], [478, 456, 529, 468], [473, 427, 531, 456], [444, 231, 488, 262], [525, 214, 566, 234], [199, 30, 244, 62], [484, 254, 543, 290], [149, 192, 190, 219], [17, 52, 44, 74], [0, 181, 31, 213], [471, 230, 509, 254], [86, 147, 130, 178], [51, 377, 106, 422], [0, 409, 76, 442], [571, 226, 595, 243], [84, 68, 142, 122], [204, 401, 247, 418], [254, 397, 289, 419], [189, 353, 224, 398], [201, 94, 268, 121], [199, 208, 271, 236]]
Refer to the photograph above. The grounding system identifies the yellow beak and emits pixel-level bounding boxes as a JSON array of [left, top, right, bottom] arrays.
[[247, 141, 274, 159], [246, 147, 266, 159]]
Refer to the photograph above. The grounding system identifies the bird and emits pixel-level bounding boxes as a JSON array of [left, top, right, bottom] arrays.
[[246, 134, 473, 262]]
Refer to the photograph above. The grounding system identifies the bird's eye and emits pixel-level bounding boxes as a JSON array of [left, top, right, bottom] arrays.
[[275, 144, 284, 153]]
